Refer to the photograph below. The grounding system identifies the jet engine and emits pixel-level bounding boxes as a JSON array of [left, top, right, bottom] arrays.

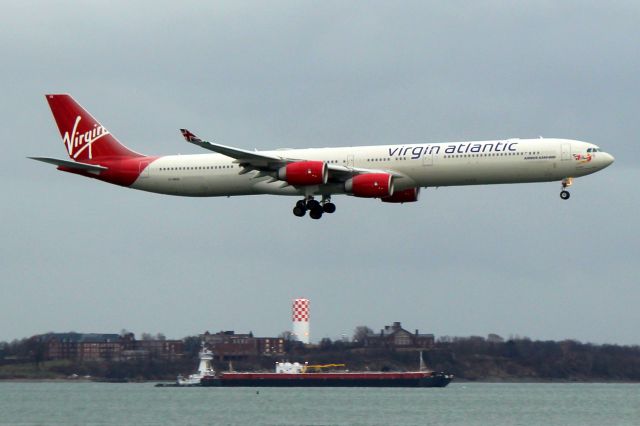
[[278, 161, 328, 186], [381, 187, 420, 203], [345, 173, 394, 198]]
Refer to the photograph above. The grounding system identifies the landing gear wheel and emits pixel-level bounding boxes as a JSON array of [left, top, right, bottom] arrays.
[[323, 202, 336, 214], [296, 200, 307, 210], [293, 206, 306, 217], [309, 207, 323, 219], [307, 199, 321, 210], [560, 190, 570, 200]]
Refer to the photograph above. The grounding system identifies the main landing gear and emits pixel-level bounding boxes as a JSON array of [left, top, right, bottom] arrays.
[[560, 177, 573, 200], [292, 196, 336, 219]]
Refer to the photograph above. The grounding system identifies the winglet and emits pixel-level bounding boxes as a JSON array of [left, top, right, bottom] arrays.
[[180, 129, 202, 143]]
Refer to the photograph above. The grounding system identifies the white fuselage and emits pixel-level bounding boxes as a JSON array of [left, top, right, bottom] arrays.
[[132, 138, 613, 197]]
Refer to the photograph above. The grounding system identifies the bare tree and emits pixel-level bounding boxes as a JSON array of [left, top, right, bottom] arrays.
[[352, 326, 373, 344]]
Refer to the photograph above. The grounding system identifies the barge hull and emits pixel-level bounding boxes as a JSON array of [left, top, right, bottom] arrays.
[[201, 373, 451, 388]]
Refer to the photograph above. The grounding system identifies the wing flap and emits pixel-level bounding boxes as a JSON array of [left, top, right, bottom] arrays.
[[326, 163, 406, 180]]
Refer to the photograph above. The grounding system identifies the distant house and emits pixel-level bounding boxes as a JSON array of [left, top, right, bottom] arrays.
[[363, 322, 434, 349], [200, 330, 285, 361], [487, 333, 505, 343]]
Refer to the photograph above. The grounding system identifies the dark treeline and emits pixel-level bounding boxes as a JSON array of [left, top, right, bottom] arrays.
[[433, 337, 640, 381], [336, 337, 640, 381], [1, 336, 639, 381]]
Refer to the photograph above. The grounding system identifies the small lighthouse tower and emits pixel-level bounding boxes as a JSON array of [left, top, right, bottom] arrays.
[[292, 298, 310, 344]]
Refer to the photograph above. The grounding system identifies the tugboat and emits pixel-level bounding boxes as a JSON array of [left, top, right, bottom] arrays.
[[175, 344, 215, 386]]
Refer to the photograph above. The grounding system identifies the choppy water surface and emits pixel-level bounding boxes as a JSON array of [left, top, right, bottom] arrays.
[[0, 382, 638, 425]]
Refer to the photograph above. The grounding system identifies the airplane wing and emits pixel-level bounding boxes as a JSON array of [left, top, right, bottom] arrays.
[[180, 129, 407, 182], [28, 157, 108, 173], [180, 129, 285, 168], [325, 163, 406, 179]]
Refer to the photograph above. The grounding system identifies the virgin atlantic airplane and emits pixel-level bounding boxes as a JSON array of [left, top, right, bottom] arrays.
[[31, 94, 614, 219]]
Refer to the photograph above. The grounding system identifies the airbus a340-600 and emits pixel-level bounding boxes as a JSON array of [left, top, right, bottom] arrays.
[[31, 94, 614, 219]]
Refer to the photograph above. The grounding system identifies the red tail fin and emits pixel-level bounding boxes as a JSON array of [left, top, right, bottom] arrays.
[[46, 94, 142, 162]]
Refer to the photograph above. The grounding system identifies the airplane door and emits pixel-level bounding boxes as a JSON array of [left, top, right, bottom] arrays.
[[561, 143, 571, 161], [422, 151, 433, 166], [138, 159, 152, 178], [347, 155, 354, 168]]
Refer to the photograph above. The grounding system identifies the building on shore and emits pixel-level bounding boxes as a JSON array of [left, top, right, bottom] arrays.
[[363, 322, 435, 350], [200, 330, 285, 361], [30, 332, 184, 361]]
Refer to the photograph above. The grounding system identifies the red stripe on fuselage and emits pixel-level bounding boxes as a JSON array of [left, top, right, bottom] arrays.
[[58, 156, 158, 187]]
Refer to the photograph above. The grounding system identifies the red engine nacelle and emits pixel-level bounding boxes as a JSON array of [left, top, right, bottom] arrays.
[[278, 161, 328, 186], [381, 187, 420, 203], [345, 173, 394, 198]]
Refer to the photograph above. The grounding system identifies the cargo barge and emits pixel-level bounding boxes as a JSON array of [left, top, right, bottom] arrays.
[[201, 370, 451, 387], [163, 346, 452, 388]]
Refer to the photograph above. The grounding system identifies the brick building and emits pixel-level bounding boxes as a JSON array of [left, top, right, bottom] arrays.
[[134, 339, 184, 360], [36, 333, 123, 361], [32, 332, 183, 361], [200, 331, 285, 361]]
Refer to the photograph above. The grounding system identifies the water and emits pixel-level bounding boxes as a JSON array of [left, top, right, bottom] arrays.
[[0, 382, 638, 425]]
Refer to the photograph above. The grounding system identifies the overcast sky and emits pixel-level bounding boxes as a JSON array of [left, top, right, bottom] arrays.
[[1, 1, 638, 345]]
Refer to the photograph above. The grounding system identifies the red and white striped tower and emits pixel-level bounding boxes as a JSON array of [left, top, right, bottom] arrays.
[[292, 298, 310, 344]]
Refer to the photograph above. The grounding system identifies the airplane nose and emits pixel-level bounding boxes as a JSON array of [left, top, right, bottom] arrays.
[[601, 153, 615, 168]]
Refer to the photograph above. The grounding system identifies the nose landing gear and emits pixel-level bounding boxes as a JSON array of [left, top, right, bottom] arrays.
[[560, 177, 573, 200], [291, 196, 336, 219]]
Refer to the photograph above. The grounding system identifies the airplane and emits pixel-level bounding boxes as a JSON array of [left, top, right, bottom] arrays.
[[31, 94, 614, 219]]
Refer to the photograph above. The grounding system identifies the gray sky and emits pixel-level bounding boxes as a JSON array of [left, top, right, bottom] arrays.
[[1, 1, 638, 345]]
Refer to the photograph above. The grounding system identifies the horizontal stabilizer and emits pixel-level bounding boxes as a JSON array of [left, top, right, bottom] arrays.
[[28, 157, 108, 173]]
